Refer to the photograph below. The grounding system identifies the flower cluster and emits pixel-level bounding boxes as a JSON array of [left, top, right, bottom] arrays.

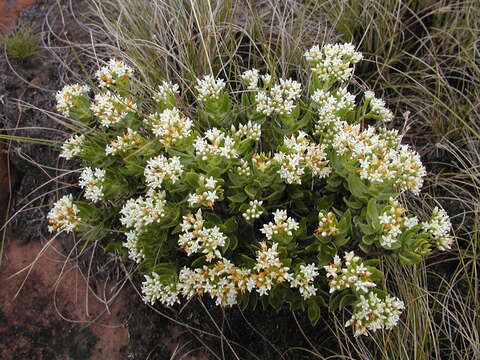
[[379, 198, 418, 248], [194, 128, 238, 160], [196, 75, 226, 102], [242, 200, 263, 221], [365, 91, 394, 122], [78, 167, 105, 203], [178, 259, 252, 306], [304, 43, 362, 82], [187, 176, 222, 208], [105, 128, 142, 155], [290, 264, 319, 300], [123, 231, 145, 263], [232, 121, 262, 141], [55, 84, 90, 116], [178, 210, 227, 262], [47, 194, 81, 233], [60, 134, 85, 160], [256, 78, 302, 115], [274, 131, 330, 184], [95, 59, 134, 88], [315, 211, 338, 237], [144, 155, 184, 190], [120, 191, 166, 232], [423, 206, 453, 250], [142, 273, 180, 306], [346, 292, 405, 337], [237, 159, 251, 177], [324, 252, 404, 336], [324, 252, 376, 294], [253, 242, 292, 296], [333, 125, 426, 193], [311, 87, 354, 137], [146, 108, 193, 148], [153, 80, 179, 104], [241, 69, 260, 89], [260, 210, 299, 240], [91, 92, 137, 127]]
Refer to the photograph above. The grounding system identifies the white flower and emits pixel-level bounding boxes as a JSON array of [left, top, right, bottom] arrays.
[[316, 211, 338, 237], [304, 43, 362, 82], [145, 108, 193, 148], [47, 194, 81, 233], [95, 59, 134, 88], [237, 159, 251, 176], [346, 292, 404, 337], [423, 206, 453, 251], [153, 80, 179, 103], [365, 91, 394, 122], [332, 125, 426, 193], [78, 167, 105, 203], [187, 176, 222, 208], [60, 134, 85, 160], [105, 128, 142, 155], [178, 209, 227, 262], [274, 132, 330, 184], [120, 191, 166, 232], [194, 128, 238, 160], [144, 155, 184, 189], [142, 273, 180, 306], [242, 200, 263, 221], [123, 231, 145, 263], [260, 209, 299, 240], [324, 252, 376, 294], [196, 75, 226, 102], [232, 121, 262, 141], [289, 263, 319, 300], [55, 84, 90, 116], [90, 92, 137, 127], [241, 69, 260, 90], [256, 78, 302, 115]]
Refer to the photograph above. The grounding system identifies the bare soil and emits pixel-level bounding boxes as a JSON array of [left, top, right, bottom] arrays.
[[0, 1, 129, 359], [0, 0, 37, 31]]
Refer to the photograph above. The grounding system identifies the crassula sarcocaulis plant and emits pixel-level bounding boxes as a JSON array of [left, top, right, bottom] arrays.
[[48, 44, 453, 337]]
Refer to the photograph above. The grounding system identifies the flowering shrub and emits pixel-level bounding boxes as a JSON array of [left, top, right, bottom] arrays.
[[49, 43, 453, 337]]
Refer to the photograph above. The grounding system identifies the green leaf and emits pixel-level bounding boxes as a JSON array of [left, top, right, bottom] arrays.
[[228, 192, 248, 203], [239, 254, 256, 267], [333, 235, 350, 247], [357, 221, 377, 236], [244, 184, 259, 199], [361, 234, 376, 245], [346, 173, 368, 199], [269, 286, 283, 310], [191, 255, 207, 268], [339, 294, 357, 310], [223, 217, 238, 234], [288, 187, 304, 200], [343, 196, 363, 209], [204, 212, 222, 225], [317, 244, 337, 266], [367, 267, 384, 283], [366, 199, 378, 223], [228, 235, 238, 251], [104, 239, 123, 253], [308, 299, 321, 326], [151, 263, 177, 280], [184, 172, 199, 188], [398, 250, 422, 264]]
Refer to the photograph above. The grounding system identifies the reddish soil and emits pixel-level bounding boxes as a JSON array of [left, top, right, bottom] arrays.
[[0, 0, 37, 31], [0, 1, 131, 359], [0, 236, 129, 359]]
